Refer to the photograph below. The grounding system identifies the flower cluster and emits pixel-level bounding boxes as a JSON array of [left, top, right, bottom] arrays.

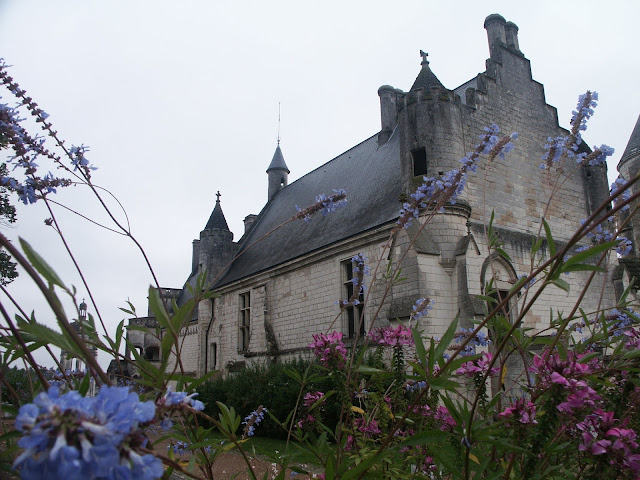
[[448, 327, 491, 357], [296, 392, 325, 429], [539, 92, 615, 171], [294, 189, 347, 223], [611, 176, 631, 211], [242, 405, 267, 437], [498, 398, 537, 425], [0, 60, 79, 204], [576, 217, 632, 257], [303, 391, 324, 409], [309, 331, 348, 369], [577, 410, 640, 472], [367, 324, 413, 347], [395, 125, 517, 230], [456, 352, 500, 377], [161, 387, 205, 411], [531, 351, 601, 414], [169, 440, 190, 457], [410, 297, 433, 321], [14, 386, 162, 479], [404, 380, 428, 394]]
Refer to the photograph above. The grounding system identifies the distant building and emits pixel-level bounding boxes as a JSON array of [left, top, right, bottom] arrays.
[[60, 300, 98, 395], [125, 14, 634, 385]]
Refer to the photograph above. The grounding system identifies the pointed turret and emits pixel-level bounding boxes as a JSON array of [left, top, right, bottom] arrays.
[[204, 191, 230, 231], [267, 143, 289, 202], [410, 51, 445, 91]]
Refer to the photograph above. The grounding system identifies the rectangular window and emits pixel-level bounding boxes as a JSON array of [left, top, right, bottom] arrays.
[[411, 147, 427, 176], [209, 342, 217, 370], [343, 260, 365, 338], [239, 292, 251, 352]]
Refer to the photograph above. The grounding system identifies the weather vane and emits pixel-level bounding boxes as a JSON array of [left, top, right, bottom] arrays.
[[216, 191, 221, 202]]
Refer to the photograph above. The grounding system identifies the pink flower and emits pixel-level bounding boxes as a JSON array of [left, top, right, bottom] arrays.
[[498, 398, 537, 425], [367, 324, 414, 347], [577, 410, 640, 472], [309, 331, 347, 368], [303, 391, 324, 409], [456, 352, 500, 377]]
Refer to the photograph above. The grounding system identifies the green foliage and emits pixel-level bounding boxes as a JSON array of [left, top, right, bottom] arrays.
[[0, 164, 17, 286], [197, 358, 346, 439]]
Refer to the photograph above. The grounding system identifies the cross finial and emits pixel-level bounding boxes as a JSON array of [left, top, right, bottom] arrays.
[[419, 50, 429, 65], [216, 191, 221, 203]]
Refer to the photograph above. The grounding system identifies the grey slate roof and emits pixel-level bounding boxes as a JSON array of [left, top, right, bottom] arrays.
[[204, 198, 230, 231], [216, 129, 403, 287], [621, 114, 640, 163], [410, 61, 445, 91], [266, 144, 290, 173]]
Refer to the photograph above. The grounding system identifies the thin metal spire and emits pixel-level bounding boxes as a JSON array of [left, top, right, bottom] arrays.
[[277, 102, 281, 145]]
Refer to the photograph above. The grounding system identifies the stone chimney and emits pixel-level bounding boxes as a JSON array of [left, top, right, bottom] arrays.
[[244, 214, 258, 234], [504, 21, 520, 51], [484, 14, 507, 59], [378, 85, 397, 145]]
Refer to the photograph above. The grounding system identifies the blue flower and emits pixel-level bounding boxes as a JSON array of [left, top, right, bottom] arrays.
[[14, 386, 161, 479], [242, 406, 268, 437], [162, 387, 205, 411]]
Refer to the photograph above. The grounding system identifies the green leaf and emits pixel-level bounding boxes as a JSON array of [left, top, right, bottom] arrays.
[[19, 238, 67, 289], [551, 278, 570, 292], [324, 452, 335, 480], [561, 263, 604, 273], [354, 365, 384, 374], [412, 326, 427, 369], [16, 315, 77, 353], [563, 240, 618, 271], [434, 316, 459, 362], [148, 287, 171, 332], [77, 371, 91, 396], [397, 429, 448, 447], [496, 248, 512, 263], [542, 218, 555, 258]]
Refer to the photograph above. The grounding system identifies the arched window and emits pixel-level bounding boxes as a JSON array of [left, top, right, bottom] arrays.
[[480, 254, 518, 322]]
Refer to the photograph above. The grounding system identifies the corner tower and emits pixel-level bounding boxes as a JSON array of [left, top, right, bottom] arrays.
[[266, 143, 289, 202], [397, 52, 467, 198], [196, 191, 235, 284]]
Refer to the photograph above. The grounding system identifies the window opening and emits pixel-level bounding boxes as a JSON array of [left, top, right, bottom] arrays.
[[210, 342, 217, 370], [412, 147, 427, 176], [343, 260, 365, 338], [239, 292, 251, 352]]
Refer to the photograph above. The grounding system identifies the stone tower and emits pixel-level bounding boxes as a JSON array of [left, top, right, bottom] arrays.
[[193, 192, 235, 284], [617, 115, 640, 252]]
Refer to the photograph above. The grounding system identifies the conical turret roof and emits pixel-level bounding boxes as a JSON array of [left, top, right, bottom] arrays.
[[204, 192, 230, 231], [410, 52, 445, 91], [266, 144, 289, 173], [621, 114, 640, 164]]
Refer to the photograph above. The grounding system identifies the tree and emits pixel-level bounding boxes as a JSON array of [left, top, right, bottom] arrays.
[[0, 163, 17, 285]]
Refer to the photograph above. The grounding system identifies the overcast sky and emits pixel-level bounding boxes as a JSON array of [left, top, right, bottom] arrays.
[[1, 0, 639, 369]]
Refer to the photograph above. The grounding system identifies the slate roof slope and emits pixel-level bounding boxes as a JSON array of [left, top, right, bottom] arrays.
[[216, 129, 402, 287], [204, 198, 230, 231], [621, 114, 640, 163], [267, 144, 290, 173], [410, 61, 445, 91]]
